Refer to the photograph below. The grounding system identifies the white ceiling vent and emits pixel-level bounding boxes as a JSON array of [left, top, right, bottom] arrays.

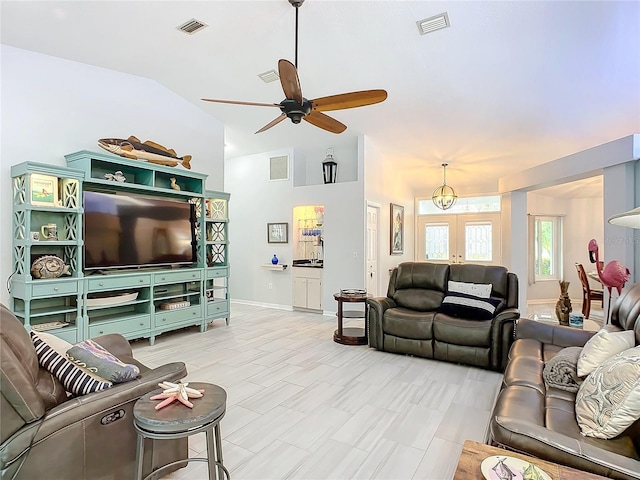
[[177, 18, 208, 35], [416, 12, 450, 35], [269, 155, 289, 181], [258, 69, 280, 83]]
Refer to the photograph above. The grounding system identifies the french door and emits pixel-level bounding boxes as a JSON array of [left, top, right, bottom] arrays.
[[417, 213, 501, 265]]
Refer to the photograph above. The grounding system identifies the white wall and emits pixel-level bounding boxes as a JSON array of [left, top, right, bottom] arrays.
[[225, 140, 365, 314], [1, 46, 225, 306], [363, 138, 415, 296]]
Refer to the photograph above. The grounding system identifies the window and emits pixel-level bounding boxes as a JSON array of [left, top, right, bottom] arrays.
[[533, 215, 562, 280], [424, 223, 449, 260], [417, 195, 500, 215]]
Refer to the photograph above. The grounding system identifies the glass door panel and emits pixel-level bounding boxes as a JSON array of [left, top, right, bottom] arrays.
[[417, 213, 501, 265]]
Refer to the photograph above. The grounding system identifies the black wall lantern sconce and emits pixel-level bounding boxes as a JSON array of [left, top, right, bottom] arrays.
[[322, 148, 337, 184]]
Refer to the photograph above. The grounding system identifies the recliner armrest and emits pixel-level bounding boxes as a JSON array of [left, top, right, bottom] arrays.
[[516, 318, 595, 347], [34, 361, 187, 440], [367, 297, 397, 349], [493, 416, 640, 479], [491, 308, 519, 371]]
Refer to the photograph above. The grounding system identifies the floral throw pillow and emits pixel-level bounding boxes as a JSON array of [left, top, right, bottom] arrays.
[[66, 339, 140, 383]]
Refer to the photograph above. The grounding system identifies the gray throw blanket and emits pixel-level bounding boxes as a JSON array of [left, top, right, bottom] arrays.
[[543, 346, 583, 393]]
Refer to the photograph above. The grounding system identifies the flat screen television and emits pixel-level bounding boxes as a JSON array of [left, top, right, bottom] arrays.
[[83, 190, 196, 271]]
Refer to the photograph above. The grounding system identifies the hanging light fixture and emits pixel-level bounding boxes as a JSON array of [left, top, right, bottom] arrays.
[[608, 206, 640, 229], [322, 148, 337, 184], [432, 163, 457, 210]]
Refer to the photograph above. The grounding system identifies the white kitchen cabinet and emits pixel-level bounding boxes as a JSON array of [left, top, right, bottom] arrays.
[[292, 267, 322, 312]]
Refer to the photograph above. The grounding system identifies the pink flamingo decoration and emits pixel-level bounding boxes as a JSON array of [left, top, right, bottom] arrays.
[[588, 239, 630, 322]]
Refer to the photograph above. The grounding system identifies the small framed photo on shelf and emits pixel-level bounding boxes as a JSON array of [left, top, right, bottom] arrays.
[[30, 173, 58, 207], [390, 203, 404, 255], [267, 222, 288, 244]]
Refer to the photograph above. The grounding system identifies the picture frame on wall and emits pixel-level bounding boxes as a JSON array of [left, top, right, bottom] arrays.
[[390, 203, 404, 255], [267, 222, 289, 244], [30, 173, 58, 207]]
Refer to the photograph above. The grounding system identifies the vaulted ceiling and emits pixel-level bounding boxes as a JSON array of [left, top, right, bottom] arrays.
[[2, 1, 638, 197]]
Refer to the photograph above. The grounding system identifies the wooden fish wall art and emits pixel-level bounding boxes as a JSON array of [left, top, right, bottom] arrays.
[[98, 136, 192, 169]]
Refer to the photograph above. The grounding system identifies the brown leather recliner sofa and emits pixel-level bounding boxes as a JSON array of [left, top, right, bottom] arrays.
[[367, 262, 519, 372], [489, 282, 640, 479], [0, 304, 188, 479]]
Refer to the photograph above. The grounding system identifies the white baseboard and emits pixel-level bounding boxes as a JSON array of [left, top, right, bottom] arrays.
[[230, 299, 293, 311]]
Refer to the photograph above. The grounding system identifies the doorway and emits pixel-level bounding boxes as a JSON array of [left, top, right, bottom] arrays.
[[366, 203, 380, 296], [417, 213, 502, 265]]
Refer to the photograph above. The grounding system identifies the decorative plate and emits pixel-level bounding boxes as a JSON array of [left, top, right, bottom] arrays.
[[480, 456, 552, 480], [340, 288, 366, 295], [87, 291, 139, 307]]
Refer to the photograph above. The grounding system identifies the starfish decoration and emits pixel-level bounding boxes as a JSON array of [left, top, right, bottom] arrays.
[[150, 381, 205, 410]]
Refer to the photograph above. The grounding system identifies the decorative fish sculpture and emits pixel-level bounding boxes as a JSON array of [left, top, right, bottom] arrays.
[[31, 255, 71, 279], [491, 458, 516, 480], [522, 463, 545, 480], [98, 136, 192, 169]]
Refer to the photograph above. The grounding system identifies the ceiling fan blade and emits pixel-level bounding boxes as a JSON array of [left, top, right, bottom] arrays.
[[255, 114, 287, 134], [303, 111, 347, 134], [278, 59, 303, 104], [201, 98, 280, 108], [311, 89, 388, 112]]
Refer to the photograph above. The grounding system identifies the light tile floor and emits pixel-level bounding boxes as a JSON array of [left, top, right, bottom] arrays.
[[132, 303, 504, 480]]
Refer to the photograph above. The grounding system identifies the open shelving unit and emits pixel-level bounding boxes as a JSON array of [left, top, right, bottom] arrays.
[[10, 150, 230, 345]]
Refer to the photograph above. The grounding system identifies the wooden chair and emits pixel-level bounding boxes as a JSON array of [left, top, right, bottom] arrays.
[[575, 263, 604, 319]]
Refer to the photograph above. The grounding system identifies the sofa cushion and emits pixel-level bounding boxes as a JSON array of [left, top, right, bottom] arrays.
[[439, 292, 502, 320], [433, 314, 492, 347], [383, 308, 434, 339], [576, 346, 640, 439], [577, 329, 636, 377], [449, 264, 508, 299], [393, 289, 444, 312]]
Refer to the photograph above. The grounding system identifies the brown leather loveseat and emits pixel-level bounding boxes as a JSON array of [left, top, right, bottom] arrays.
[[0, 304, 188, 479], [367, 262, 519, 371], [489, 283, 640, 479]]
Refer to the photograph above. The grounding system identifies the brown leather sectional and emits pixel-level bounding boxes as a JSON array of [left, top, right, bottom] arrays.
[[367, 262, 520, 371], [0, 304, 188, 479], [489, 283, 640, 479]]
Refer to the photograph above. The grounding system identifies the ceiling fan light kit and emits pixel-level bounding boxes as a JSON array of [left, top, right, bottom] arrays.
[[201, 0, 387, 134], [432, 163, 458, 210]]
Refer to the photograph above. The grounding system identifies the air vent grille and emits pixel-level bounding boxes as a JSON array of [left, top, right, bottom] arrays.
[[270, 156, 289, 181], [416, 12, 450, 35], [258, 69, 280, 83], [177, 18, 208, 35]]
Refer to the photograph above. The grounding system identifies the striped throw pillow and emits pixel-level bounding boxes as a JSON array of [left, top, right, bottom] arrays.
[[30, 331, 112, 396], [439, 292, 502, 320]]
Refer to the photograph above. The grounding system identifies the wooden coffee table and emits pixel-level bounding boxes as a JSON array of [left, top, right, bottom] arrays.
[[453, 440, 608, 480]]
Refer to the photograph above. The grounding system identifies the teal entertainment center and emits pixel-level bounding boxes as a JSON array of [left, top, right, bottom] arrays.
[[10, 150, 230, 345]]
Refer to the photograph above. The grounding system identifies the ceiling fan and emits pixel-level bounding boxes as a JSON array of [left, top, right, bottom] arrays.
[[201, 0, 387, 134]]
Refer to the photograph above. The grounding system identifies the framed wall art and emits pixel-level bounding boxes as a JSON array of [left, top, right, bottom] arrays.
[[30, 173, 58, 207], [267, 222, 289, 244], [390, 203, 404, 255]]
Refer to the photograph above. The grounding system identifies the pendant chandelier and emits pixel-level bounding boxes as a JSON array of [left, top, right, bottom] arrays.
[[432, 163, 457, 210]]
